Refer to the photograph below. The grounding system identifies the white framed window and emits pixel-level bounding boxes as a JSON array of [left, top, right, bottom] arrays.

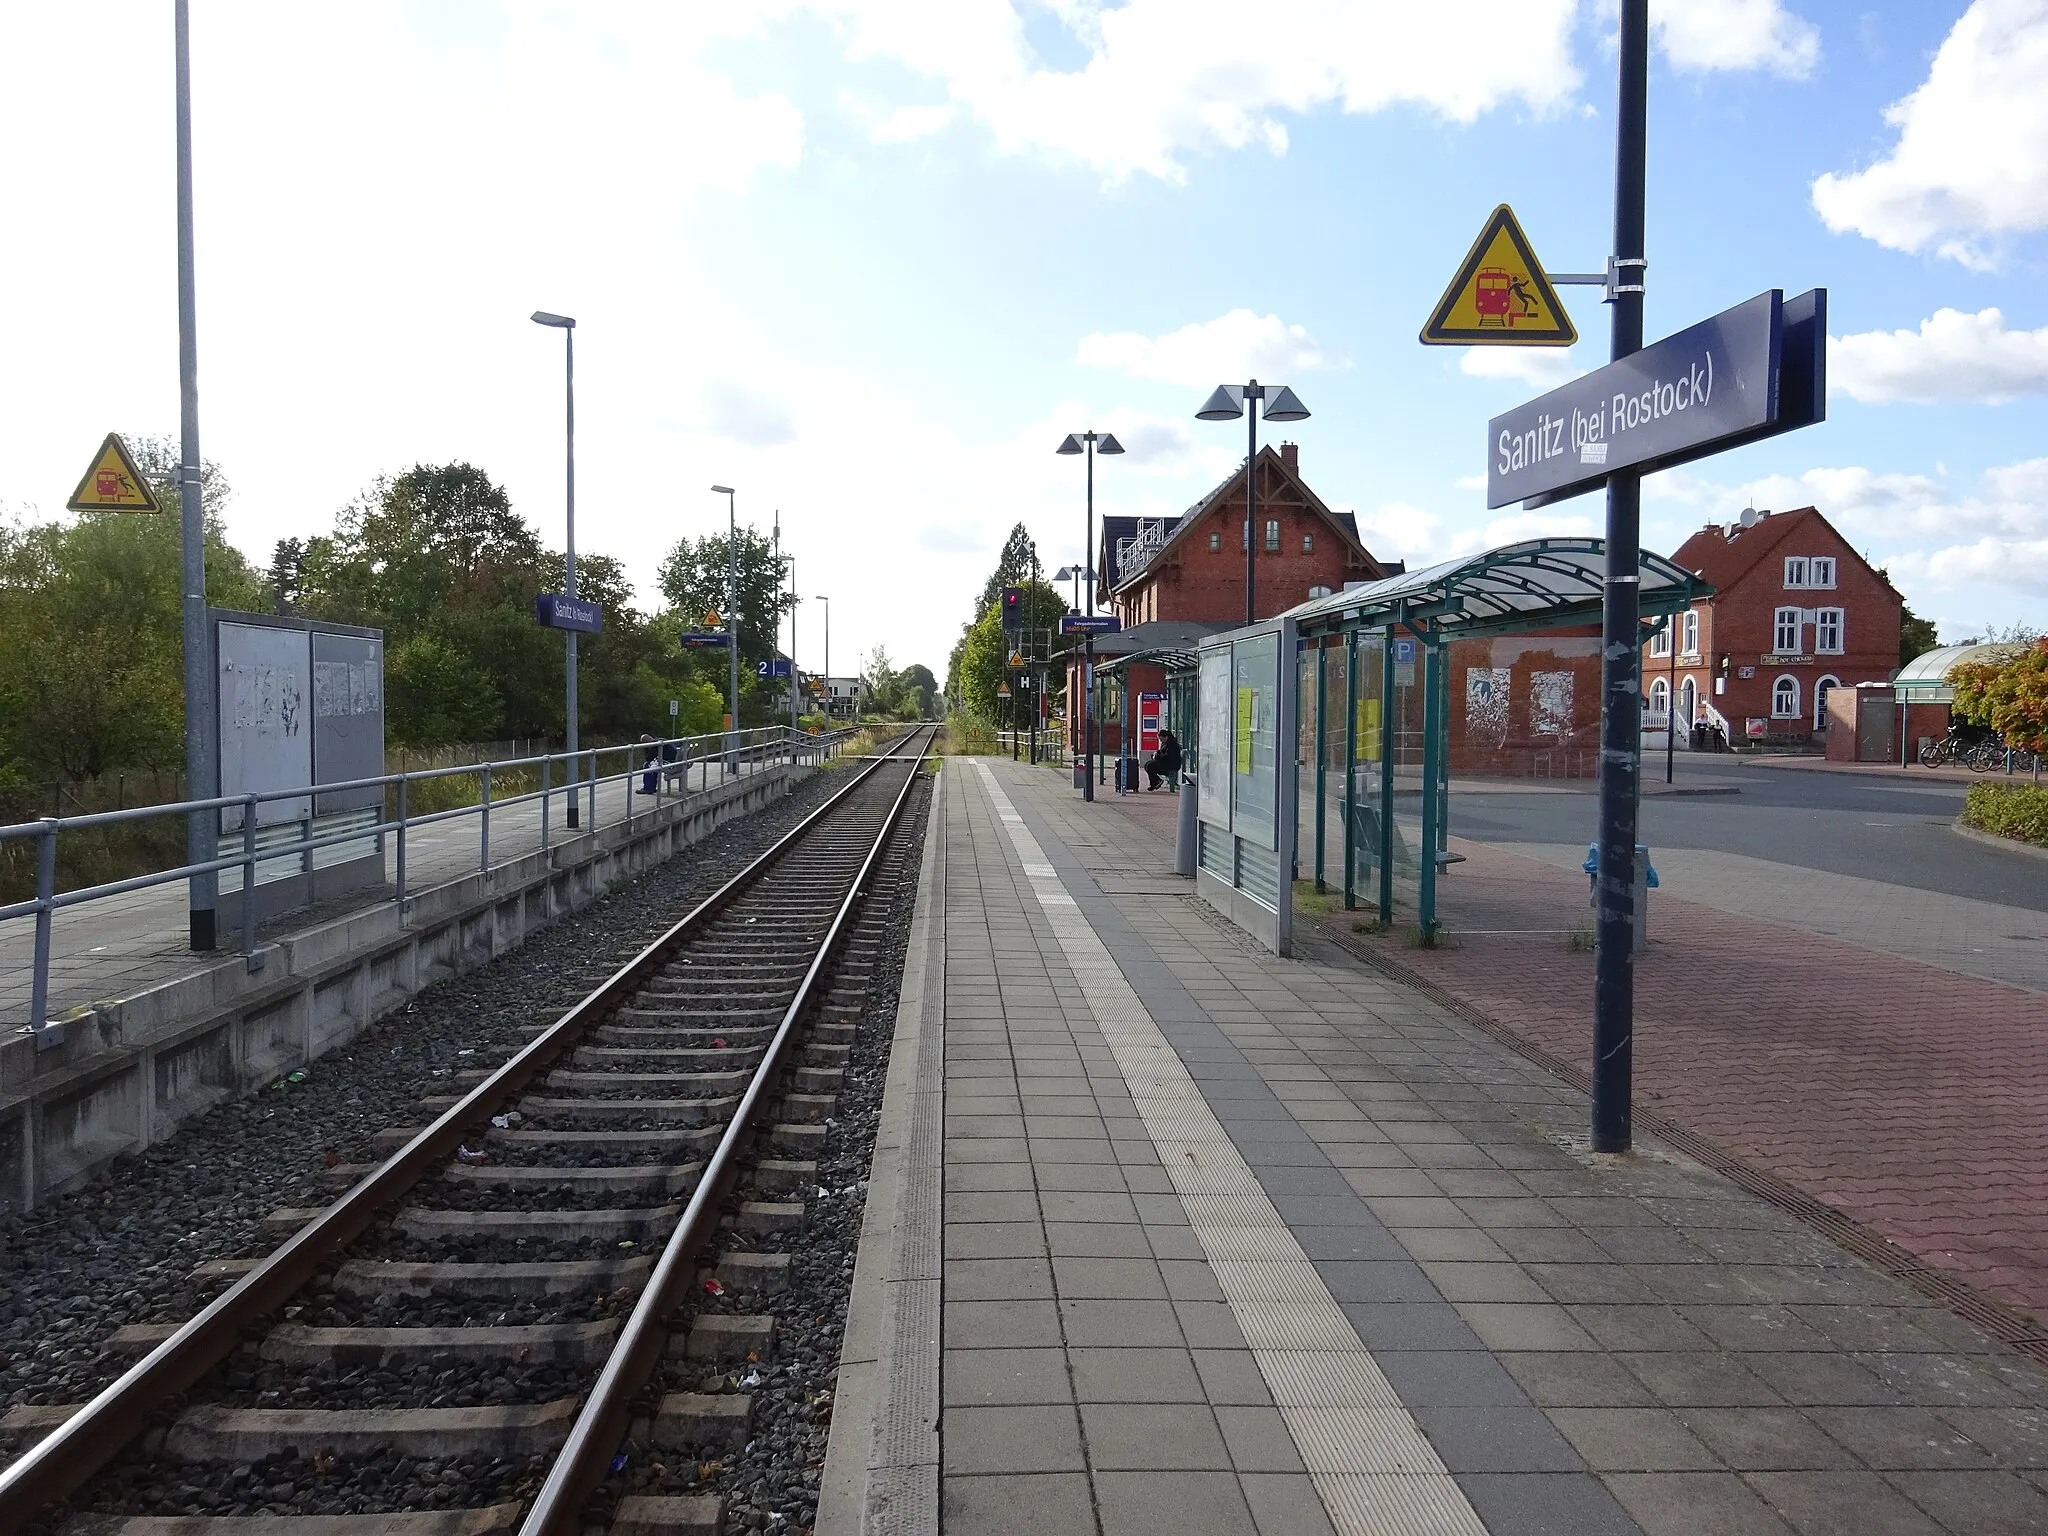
[[1302, 532, 1314, 553], [1307, 584, 1331, 599], [1774, 607, 1802, 652], [1784, 555, 1836, 589], [1649, 677, 1670, 718], [1815, 674, 1840, 730], [1680, 610, 1699, 656], [1265, 519, 1280, 552], [1649, 624, 1672, 657], [1815, 607, 1843, 653], [1772, 674, 1800, 718], [1209, 531, 1221, 552]]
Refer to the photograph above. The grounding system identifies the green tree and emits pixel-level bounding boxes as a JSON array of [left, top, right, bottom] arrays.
[[1899, 604, 1939, 667], [899, 664, 938, 718], [1951, 640, 2048, 756], [977, 522, 1042, 621], [0, 440, 264, 781], [655, 526, 796, 725]]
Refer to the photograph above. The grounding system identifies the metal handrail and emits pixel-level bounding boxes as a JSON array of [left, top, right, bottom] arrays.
[[0, 728, 918, 1525], [5, 724, 858, 1047]]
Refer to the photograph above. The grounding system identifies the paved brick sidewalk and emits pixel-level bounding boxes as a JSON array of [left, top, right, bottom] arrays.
[[1344, 836, 2048, 1320], [890, 759, 2048, 1535]]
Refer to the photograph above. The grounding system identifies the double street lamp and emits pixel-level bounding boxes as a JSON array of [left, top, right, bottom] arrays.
[[1195, 381, 1310, 624], [1055, 431, 1123, 802], [531, 310, 582, 826]]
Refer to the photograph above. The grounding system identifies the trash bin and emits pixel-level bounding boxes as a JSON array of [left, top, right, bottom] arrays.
[[1582, 842, 1659, 952], [1073, 761, 1088, 790]]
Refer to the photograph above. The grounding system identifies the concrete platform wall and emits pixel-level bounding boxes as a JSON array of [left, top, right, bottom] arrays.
[[0, 762, 813, 1211]]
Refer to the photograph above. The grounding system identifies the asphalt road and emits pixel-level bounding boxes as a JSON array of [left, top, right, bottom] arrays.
[[1448, 755, 2048, 913]]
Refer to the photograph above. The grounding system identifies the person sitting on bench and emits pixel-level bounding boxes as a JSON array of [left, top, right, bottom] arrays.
[[1144, 728, 1181, 791]]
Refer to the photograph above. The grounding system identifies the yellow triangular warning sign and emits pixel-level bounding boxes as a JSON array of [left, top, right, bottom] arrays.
[[67, 433, 160, 513], [703, 609, 722, 628], [1009, 651, 1025, 668], [1420, 205, 1576, 348]]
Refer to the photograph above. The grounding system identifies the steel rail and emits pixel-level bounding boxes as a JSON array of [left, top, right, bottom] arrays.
[[0, 729, 924, 1526], [520, 723, 937, 1536]]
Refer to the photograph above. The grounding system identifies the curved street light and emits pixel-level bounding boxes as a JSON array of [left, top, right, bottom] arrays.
[[1056, 431, 1124, 801], [1195, 381, 1310, 624]]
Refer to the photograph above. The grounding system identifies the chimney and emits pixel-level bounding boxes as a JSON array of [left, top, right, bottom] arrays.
[[1280, 441, 1298, 473]]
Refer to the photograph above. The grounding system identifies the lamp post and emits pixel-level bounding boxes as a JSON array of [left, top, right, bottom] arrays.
[[174, 0, 218, 950], [1056, 431, 1124, 802], [1195, 381, 1311, 625], [784, 552, 799, 733], [711, 486, 740, 768], [531, 310, 580, 827], [814, 595, 830, 719]]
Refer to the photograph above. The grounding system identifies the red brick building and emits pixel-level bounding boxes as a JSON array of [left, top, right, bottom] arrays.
[[1656, 505, 1902, 747], [1067, 444, 1390, 756], [1100, 443, 1386, 626]]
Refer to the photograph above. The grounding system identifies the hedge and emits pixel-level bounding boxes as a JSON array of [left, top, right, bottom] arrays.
[[1962, 783, 2048, 849]]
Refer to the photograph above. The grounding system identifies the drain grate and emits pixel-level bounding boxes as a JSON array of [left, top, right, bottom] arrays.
[[1318, 920, 2048, 1368]]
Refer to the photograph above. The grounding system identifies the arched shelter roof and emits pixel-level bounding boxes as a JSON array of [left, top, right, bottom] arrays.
[[1282, 537, 1711, 639]]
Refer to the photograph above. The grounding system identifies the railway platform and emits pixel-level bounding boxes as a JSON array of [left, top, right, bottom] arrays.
[[826, 757, 2048, 1536]]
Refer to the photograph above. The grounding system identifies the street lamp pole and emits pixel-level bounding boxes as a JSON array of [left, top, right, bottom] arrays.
[[531, 311, 579, 827], [1195, 382, 1312, 626], [712, 486, 740, 767], [785, 552, 799, 733], [174, 0, 218, 950], [814, 596, 830, 718], [1057, 431, 1124, 802]]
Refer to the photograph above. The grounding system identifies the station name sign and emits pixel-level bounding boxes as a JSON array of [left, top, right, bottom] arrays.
[[535, 593, 604, 633], [1487, 288, 1825, 510]]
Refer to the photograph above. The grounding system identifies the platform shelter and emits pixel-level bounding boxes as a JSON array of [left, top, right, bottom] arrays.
[[1284, 538, 1708, 939]]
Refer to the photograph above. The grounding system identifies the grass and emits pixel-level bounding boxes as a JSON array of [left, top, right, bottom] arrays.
[[1566, 922, 1596, 952], [938, 716, 1000, 756], [1962, 782, 2048, 848]]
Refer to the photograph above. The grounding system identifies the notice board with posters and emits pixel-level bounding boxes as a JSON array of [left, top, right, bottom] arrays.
[[1194, 618, 1296, 956], [212, 609, 386, 924]]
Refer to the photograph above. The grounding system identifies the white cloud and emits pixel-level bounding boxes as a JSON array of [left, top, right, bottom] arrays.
[[1647, 457, 2048, 601], [872, 102, 955, 143], [1650, 0, 1819, 76], [702, 385, 798, 447], [1811, 0, 2048, 268], [811, 0, 1584, 184], [1343, 499, 1595, 568], [1077, 310, 1337, 388], [1457, 346, 1584, 389], [1351, 502, 1442, 564], [1831, 308, 2048, 405]]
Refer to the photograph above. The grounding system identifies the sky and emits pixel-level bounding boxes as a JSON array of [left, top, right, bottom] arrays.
[[2, 0, 2046, 679]]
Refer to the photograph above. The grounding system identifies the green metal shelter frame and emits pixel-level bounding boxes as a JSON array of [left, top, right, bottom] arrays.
[[1282, 538, 1711, 939]]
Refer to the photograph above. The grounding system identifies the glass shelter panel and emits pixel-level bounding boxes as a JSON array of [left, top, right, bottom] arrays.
[[1448, 635, 1604, 779], [1232, 632, 1279, 852]]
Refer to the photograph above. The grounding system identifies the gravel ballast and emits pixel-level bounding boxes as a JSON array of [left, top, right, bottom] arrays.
[[0, 767, 849, 1430]]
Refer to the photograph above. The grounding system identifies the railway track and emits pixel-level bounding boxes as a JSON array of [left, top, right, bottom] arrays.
[[1, 725, 938, 1536]]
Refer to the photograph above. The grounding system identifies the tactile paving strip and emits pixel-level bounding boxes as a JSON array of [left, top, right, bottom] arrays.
[[975, 764, 1486, 1536]]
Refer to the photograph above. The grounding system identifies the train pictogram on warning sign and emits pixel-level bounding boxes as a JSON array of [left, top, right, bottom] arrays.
[[1421, 205, 1576, 348]]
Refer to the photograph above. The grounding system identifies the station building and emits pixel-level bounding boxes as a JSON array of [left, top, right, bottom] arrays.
[[1655, 505, 1902, 749], [1065, 443, 1391, 760]]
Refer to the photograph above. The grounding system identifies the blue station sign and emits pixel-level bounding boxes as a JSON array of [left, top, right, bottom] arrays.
[[1060, 615, 1122, 636], [1487, 288, 1825, 510], [755, 658, 792, 678], [679, 631, 732, 649], [535, 593, 604, 634]]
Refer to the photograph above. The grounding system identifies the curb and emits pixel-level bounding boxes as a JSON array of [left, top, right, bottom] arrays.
[[1952, 817, 2048, 864], [816, 765, 944, 1536]]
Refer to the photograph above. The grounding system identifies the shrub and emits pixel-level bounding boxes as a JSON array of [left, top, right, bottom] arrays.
[[1963, 783, 2048, 848]]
